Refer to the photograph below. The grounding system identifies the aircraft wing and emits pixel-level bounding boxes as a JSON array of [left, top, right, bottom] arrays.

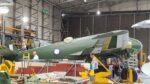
[[91, 30, 129, 54], [131, 19, 150, 28], [91, 37, 111, 54], [70, 51, 83, 55]]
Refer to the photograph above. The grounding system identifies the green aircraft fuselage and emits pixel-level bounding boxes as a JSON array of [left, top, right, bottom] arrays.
[[1, 30, 143, 61], [24, 30, 142, 60], [28, 35, 97, 59]]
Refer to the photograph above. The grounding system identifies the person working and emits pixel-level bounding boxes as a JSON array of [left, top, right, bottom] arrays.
[[32, 51, 39, 61], [107, 58, 114, 78], [22, 39, 27, 50], [90, 53, 99, 73], [148, 55, 150, 61]]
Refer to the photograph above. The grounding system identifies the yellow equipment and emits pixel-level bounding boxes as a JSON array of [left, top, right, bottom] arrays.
[[80, 55, 113, 84], [0, 60, 15, 76], [94, 55, 112, 84], [128, 68, 133, 83], [79, 71, 89, 79], [139, 50, 146, 65], [121, 67, 138, 83]]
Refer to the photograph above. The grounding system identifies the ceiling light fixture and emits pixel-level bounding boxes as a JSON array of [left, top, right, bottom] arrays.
[[96, 1, 101, 15], [0, 6, 9, 14], [84, 0, 87, 2], [62, 13, 65, 17], [96, 10, 101, 15], [22, 16, 29, 23]]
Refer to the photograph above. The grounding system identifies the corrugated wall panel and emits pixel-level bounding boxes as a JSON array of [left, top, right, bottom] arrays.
[[81, 16, 93, 36], [63, 12, 150, 54], [94, 16, 106, 34], [134, 13, 149, 53], [68, 17, 80, 37], [107, 15, 119, 31], [120, 14, 134, 37]]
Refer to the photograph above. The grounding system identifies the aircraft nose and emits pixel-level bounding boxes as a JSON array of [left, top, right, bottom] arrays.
[[131, 24, 138, 28]]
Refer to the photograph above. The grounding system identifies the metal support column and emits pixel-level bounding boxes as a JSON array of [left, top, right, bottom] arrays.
[[67, 18, 69, 37], [148, 13, 150, 54], [92, 15, 94, 34], [118, 14, 121, 30], [105, 15, 108, 32], [13, 0, 16, 27], [2, 15, 5, 46], [79, 17, 81, 37], [21, 5, 25, 42], [133, 13, 136, 38]]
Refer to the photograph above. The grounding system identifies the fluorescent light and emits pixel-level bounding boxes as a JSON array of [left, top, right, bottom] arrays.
[[22, 16, 29, 23], [0, 6, 9, 14], [84, 0, 87, 2], [96, 10, 101, 15], [62, 13, 65, 17]]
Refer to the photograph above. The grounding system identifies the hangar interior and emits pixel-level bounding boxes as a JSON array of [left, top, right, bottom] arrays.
[[0, 0, 150, 84]]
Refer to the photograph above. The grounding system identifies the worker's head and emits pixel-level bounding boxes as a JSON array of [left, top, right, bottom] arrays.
[[90, 53, 95, 59], [32, 51, 37, 56]]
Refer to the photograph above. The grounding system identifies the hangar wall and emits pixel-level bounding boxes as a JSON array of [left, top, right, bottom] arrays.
[[62, 12, 150, 54]]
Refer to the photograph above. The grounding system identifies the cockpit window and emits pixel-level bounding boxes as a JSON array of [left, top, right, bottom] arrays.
[[63, 37, 73, 43]]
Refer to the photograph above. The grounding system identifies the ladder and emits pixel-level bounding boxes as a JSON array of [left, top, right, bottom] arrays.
[[21, 52, 30, 77], [22, 52, 30, 61]]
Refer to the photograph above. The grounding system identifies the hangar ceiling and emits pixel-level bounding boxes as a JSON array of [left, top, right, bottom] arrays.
[[48, 0, 139, 12]]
